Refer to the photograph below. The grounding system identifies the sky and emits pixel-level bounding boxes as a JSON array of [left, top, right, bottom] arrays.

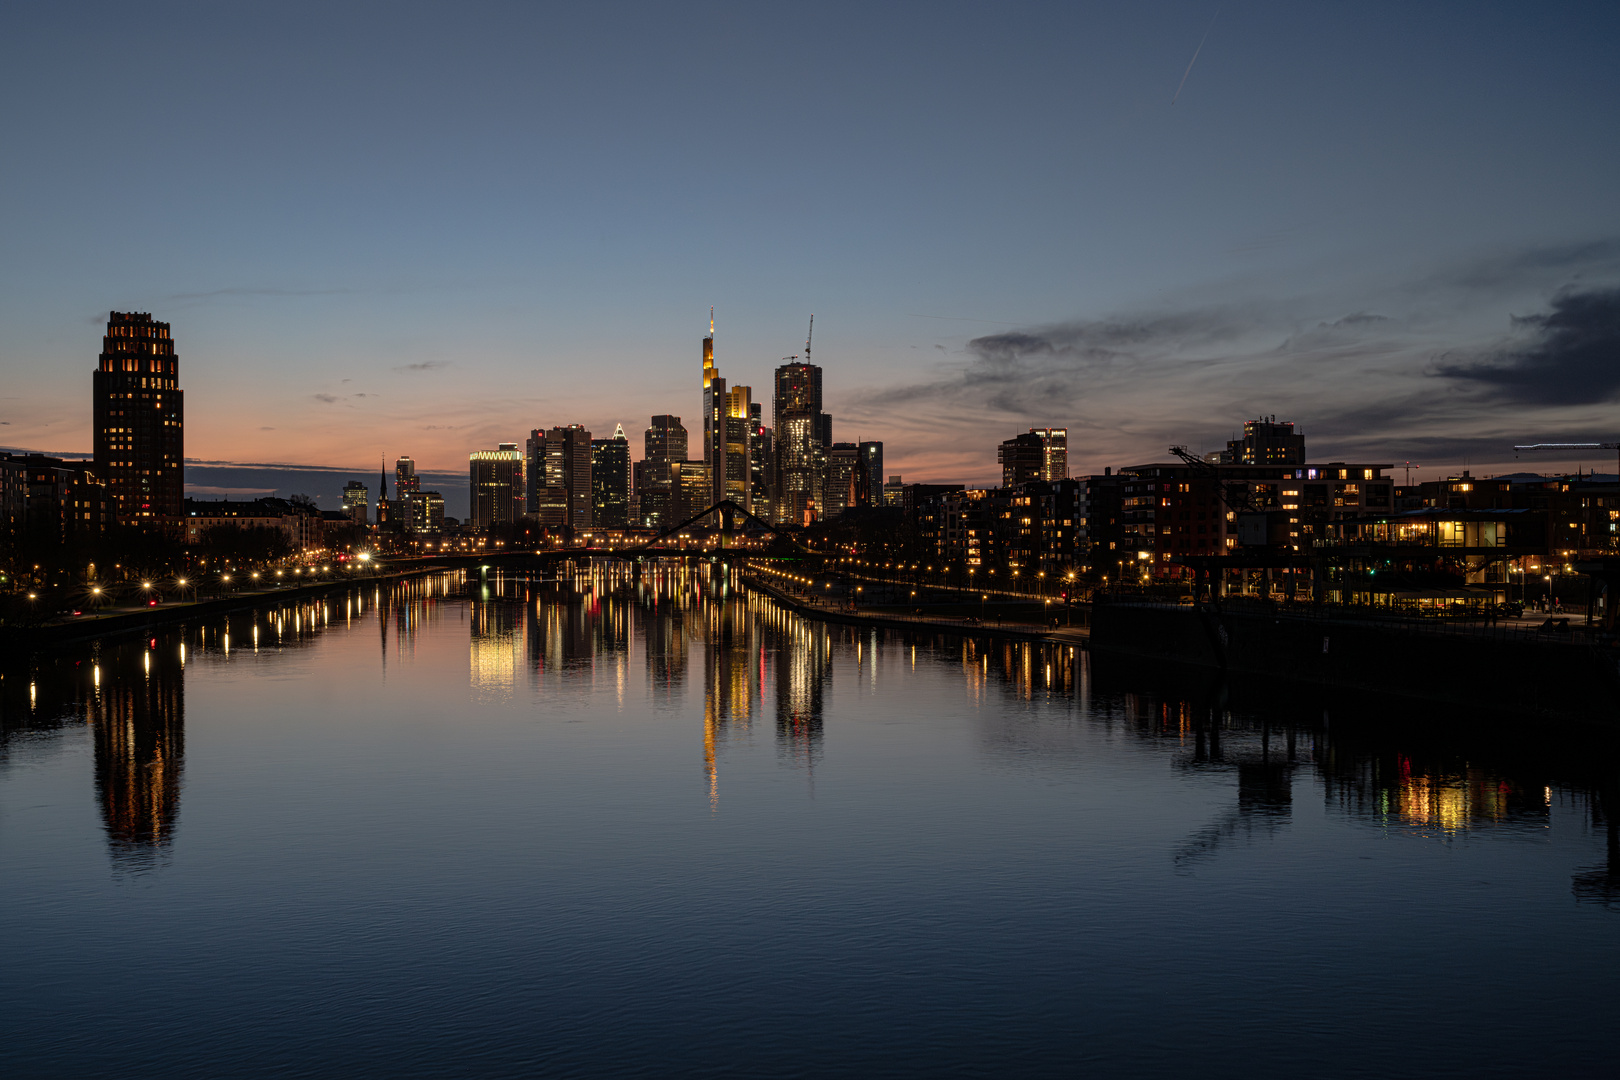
[[2, 1, 1618, 518]]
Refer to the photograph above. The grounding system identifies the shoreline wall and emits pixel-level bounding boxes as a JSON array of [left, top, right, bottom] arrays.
[[1089, 602, 1620, 723]]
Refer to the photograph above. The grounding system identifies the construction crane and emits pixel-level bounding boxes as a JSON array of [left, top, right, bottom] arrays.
[[805, 314, 814, 363], [1512, 442, 1620, 478], [1168, 445, 1259, 513]]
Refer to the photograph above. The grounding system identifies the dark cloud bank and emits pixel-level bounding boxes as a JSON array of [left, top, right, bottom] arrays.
[[850, 242, 1620, 475], [1434, 286, 1620, 406]]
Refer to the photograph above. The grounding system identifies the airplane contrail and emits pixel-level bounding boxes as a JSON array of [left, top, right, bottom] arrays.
[[1171, 8, 1221, 106]]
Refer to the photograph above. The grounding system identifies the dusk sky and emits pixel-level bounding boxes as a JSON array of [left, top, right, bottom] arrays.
[[3, 1, 1618, 514]]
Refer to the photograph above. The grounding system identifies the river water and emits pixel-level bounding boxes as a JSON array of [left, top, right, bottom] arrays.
[[2, 566, 1617, 1078]]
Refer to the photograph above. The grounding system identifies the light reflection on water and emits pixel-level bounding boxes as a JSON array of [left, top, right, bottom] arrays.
[[1, 563, 1618, 1077]]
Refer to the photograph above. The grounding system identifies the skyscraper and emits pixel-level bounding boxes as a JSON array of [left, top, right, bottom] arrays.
[[825, 443, 860, 518], [773, 353, 825, 525], [92, 311, 184, 528], [1029, 428, 1068, 481], [528, 425, 592, 532], [722, 385, 752, 511], [749, 402, 773, 514], [591, 424, 631, 529], [699, 311, 752, 511], [469, 443, 523, 528], [858, 441, 883, 507], [395, 456, 419, 531], [638, 415, 687, 527], [701, 310, 725, 507]]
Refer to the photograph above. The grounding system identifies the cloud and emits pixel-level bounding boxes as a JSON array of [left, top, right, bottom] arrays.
[[395, 361, 451, 372], [259, 426, 275, 431], [312, 393, 341, 404], [1433, 287, 1620, 405], [841, 240, 1620, 483], [184, 485, 279, 497]]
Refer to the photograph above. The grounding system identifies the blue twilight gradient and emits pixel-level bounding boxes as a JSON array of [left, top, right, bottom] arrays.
[[1, 2, 1618, 484]]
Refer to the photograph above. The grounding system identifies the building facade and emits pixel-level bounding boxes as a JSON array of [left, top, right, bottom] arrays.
[[999, 432, 1046, 488], [528, 425, 592, 532], [638, 414, 687, 528], [469, 444, 524, 529], [591, 425, 631, 529], [1212, 418, 1306, 466], [341, 481, 369, 526], [773, 361, 825, 525], [858, 442, 883, 508], [92, 311, 184, 529]]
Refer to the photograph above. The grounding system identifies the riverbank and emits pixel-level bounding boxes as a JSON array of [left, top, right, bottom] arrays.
[[6, 568, 443, 650], [1090, 599, 1620, 723], [741, 572, 1089, 645]]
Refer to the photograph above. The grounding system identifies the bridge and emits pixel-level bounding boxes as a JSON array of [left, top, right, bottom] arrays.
[[369, 500, 807, 574]]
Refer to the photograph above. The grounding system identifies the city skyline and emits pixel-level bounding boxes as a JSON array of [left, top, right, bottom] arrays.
[[2, 3, 1617, 488]]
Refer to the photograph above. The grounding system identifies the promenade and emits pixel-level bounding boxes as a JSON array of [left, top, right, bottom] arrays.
[[11, 567, 436, 648]]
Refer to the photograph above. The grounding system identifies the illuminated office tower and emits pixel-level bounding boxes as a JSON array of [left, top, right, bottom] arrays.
[[341, 481, 369, 525], [638, 415, 687, 527], [469, 443, 523, 528], [395, 456, 419, 531], [858, 441, 883, 507], [92, 311, 184, 528], [1029, 427, 1068, 481], [722, 385, 752, 511], [701, 310, 725, 507], [527, 425, 592, 531], [749, 402, 773, 513], [670, 460, 711, 526], [825, 443, 860, 518], [591, 424, 631, 529], [772, 353, 826, 525]]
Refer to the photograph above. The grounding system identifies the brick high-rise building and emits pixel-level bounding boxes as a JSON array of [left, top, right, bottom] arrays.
[[93, 312, 184, 528]]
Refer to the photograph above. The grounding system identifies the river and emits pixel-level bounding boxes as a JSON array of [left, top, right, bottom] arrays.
[[2, 565, 1617, 1078]]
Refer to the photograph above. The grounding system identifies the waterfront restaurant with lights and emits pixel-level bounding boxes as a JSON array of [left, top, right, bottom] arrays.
[[1325, 508, 1551, 610]]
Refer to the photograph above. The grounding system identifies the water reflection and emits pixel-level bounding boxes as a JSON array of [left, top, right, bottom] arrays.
[[3, 565, 1617, 907], [92, 643, 185, 874]]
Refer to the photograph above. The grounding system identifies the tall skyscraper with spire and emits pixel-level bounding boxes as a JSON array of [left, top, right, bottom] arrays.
[[700, 310, 752, 511], [701, 308, 724, 508], [92, 311, 184, 528]]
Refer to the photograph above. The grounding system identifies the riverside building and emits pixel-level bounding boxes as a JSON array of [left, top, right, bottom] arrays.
[[92, 311, 184, 529]]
